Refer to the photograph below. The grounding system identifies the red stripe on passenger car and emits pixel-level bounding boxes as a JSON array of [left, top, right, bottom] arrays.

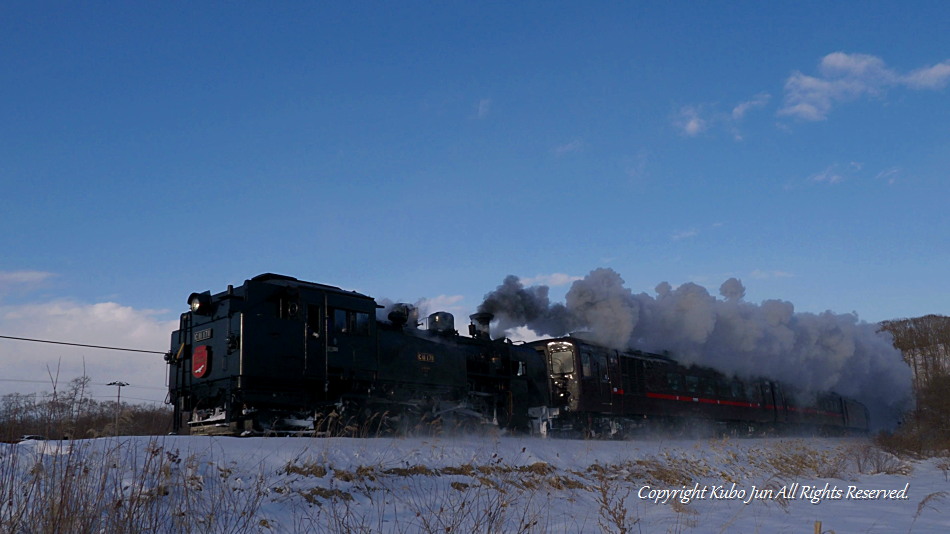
[[645, 392, 760, 409], [644, 393, 840, 417]]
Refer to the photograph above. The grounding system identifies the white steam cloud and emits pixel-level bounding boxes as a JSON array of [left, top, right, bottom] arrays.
[[478, 268, 913, 428]]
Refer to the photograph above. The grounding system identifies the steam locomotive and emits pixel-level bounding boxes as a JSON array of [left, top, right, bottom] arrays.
[[165, 274, 869, 436]]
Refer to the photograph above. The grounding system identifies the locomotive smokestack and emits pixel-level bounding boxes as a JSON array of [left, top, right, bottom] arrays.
[[469, 312, 494, 339], [387, 303, 414, 328]]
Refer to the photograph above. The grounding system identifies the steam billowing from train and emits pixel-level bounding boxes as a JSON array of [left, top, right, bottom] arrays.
[[478, 268, 913, 428]]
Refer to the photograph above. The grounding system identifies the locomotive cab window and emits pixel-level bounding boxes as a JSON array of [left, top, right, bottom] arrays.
[[352, 311, 370, 335], [330, 309, 371, 336]]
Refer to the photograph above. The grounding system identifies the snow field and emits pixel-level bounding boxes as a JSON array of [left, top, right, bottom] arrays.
[[2, 435, 948, 533]]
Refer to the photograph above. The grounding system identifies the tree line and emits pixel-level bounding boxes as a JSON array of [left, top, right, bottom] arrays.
[[879, 314, 950, 453], [0, 376, 172, 442]]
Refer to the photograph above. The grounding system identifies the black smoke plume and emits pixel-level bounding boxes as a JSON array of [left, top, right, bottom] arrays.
[[478, 268, 913, 428]]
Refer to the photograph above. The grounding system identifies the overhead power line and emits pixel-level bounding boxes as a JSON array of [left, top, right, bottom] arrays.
[[0, 335, 167, 355], [0, 379, 166, 391]]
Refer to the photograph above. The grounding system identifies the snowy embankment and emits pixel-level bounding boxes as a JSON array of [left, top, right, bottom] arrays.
[[2, 434, 948, 533]]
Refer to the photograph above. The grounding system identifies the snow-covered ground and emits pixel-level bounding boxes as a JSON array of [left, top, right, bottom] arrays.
[[3, 434, 948, 533]]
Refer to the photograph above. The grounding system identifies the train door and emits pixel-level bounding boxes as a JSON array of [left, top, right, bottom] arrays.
[[579, 348, 612, 411], [326, 306, 377, 380], [304, 304, 327, 392], [761, 381, 786, 424], [544, 341, 578, 410]]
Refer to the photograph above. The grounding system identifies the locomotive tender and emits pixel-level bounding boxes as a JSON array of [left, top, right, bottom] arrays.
[[165, 274, 869, 436]]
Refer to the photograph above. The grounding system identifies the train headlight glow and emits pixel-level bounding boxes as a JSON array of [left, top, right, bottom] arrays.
[[188, 291, 212, 315]]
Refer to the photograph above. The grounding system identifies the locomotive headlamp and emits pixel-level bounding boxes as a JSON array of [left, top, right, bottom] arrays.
[[188, 291, 212, 315]]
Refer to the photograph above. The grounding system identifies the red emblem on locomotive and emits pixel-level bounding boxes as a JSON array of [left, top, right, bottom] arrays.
[[193, 345, 210, 378]]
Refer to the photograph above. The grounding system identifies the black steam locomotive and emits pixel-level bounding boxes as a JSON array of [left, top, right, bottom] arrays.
[[165, 274, 869, 436]]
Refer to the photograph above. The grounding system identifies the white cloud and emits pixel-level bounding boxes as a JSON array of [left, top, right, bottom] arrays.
[[819, 52, 894, 82], [476, 98, 492, 119], [875, 167, 901, 185], [674, 106, 708, 137], [809, 165, 845, 184], [671, 229, 698, 241], [670, 221, 723, 242], [0, 300, 176, 404], [553, 139, 583, 156], [732, 92, 771, 120], [0, 270, 56, 288], [751, 269, 795, 280], [623, 149, 650, 181], [902, 61, 950, 89], [519, 273, 582, 287], [779, 52, 950, 120], [676, 93, 771, 140]]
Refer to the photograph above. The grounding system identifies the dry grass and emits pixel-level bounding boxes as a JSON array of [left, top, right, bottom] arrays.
[[935, 457, 950, 481], [3, 436, 934, 533], [0, 438, 269, 534], [849, 443, 913, 476]]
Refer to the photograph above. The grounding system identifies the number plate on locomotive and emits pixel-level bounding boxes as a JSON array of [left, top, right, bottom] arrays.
[[194, 328, 212, 342]]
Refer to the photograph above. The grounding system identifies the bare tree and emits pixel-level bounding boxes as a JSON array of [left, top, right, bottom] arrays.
[[879, 315, 950, 452]]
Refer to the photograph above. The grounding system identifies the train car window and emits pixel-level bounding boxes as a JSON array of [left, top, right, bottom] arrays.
[[332, 309, 347, 333], [747, 383, 761, 404], [781, 389, 794, 408], [731, 380, 744, 400], [685, 375, 699, 394], [548, 343, 575, 374], [596, 353, 609, 381], [666, 372, 683, 392], [581, 352, 592, 377], [701, 377, 716, 396], [352, 312, 370, 336], [620, 357, 639, 394], [717, 380, 732, 398], [645, 362, 666, 391]]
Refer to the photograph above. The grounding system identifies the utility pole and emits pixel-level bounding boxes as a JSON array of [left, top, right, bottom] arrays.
[[107, 381, 128, 436]]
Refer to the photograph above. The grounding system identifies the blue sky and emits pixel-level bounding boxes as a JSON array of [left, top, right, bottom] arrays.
[[1, 2, 949, 403]]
